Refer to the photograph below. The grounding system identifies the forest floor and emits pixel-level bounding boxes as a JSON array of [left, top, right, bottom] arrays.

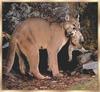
[[2, 57, 98, 90], [2, 72, 98, 90], [2, 64, 98, 90]]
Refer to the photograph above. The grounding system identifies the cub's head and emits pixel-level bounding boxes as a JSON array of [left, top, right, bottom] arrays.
[[63, 15, 84, 49]]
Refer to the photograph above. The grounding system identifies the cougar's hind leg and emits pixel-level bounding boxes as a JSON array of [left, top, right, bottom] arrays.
[[16, 46, 26, 74], [6, 38, 17, 73], [18, 57, 26, 74], [27, 48, 50, 79]]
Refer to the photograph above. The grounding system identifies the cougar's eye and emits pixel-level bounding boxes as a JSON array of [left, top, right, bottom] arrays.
[[73, 27, 76, 30]]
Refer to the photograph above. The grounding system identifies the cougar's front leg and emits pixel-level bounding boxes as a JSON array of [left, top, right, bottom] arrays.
[[48, 50, 63, 77], [27, 48, 50, 79]]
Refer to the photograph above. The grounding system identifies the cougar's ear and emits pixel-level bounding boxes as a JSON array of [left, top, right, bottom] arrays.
[[65, 15, 70, 21]]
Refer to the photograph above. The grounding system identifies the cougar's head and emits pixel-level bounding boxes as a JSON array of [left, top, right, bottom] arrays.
[[63, 15, 84, 49]]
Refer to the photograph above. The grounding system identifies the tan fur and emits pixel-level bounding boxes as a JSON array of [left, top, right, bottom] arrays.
[[6, 18, 83, 79]]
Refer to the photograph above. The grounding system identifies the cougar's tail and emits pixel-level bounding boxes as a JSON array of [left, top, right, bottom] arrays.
[[6, 38, 17, 73]]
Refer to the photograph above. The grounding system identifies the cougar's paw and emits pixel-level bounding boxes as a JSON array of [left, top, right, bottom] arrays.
[[36, 74, 51, 80], [45, 76, 51, 79], [53, 73, 63, 78], [39, 76, 51, 80], [52, 73, 63, 80]]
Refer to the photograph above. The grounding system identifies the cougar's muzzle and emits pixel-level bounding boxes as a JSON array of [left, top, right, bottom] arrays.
[[65, 30, 73, 37]]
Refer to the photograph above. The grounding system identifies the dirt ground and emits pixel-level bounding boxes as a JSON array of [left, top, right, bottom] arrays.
[[2, 57, 98, 90], [2, 70, 98, 90]]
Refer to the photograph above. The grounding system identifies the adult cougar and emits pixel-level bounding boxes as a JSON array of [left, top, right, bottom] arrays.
[[6, 16, 84, 79]]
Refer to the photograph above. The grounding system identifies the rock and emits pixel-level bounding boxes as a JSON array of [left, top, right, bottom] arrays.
[[78, 51, 93, 64], [83, 62, 98, 75], [72, 50, 98, 75]]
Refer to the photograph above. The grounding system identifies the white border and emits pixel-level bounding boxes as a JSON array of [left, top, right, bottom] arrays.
[[0, 0, 99, 92]]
